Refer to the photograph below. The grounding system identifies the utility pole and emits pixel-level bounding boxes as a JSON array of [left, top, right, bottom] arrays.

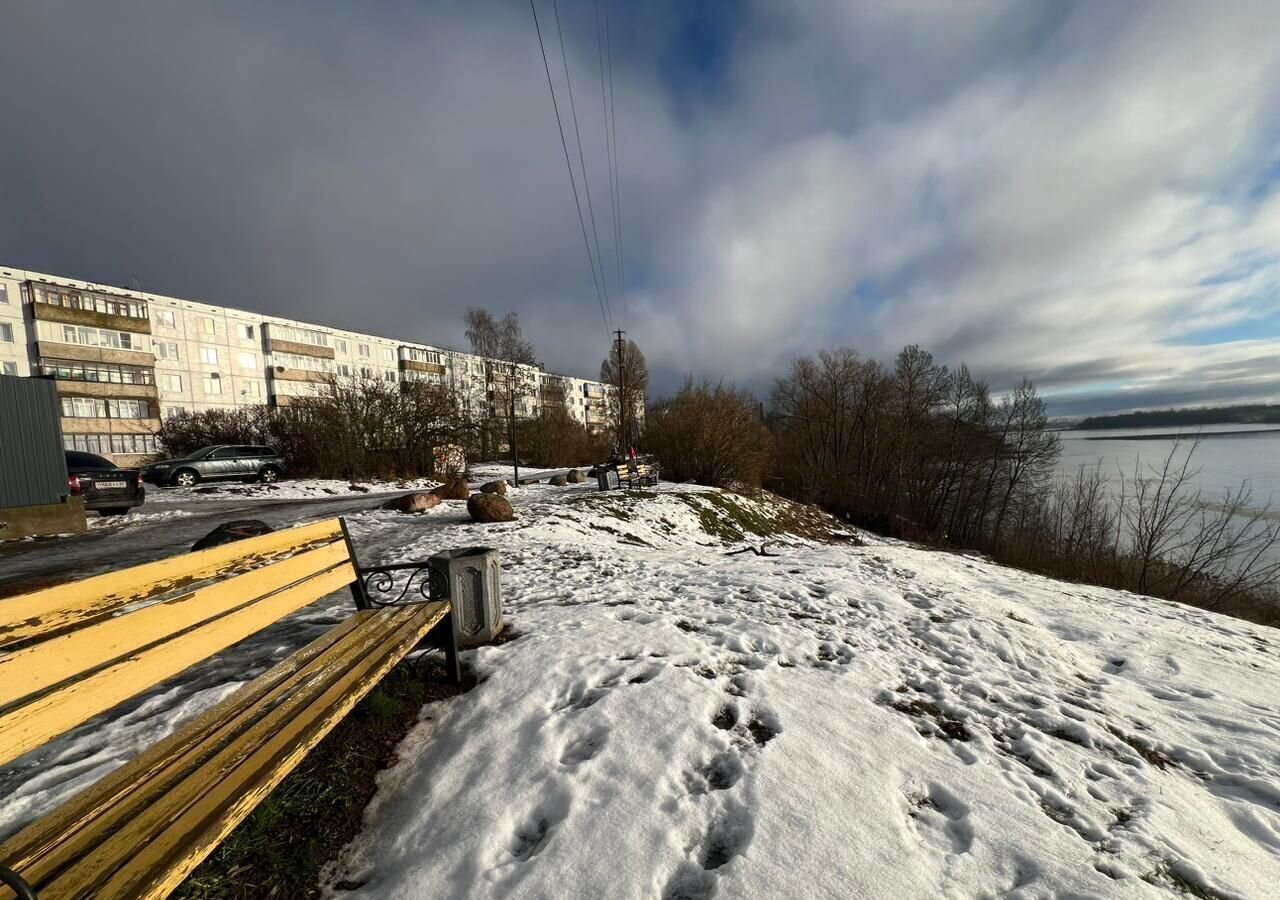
[[613, 329, 627, 452]]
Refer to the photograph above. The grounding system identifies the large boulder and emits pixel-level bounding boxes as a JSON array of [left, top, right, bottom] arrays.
[[381, 492, 442, 513], [481, 480, 508, 496], [549, 474, 569, 486], [192, 520, 273, 551], [518, 477, 540, 486], [467, 493, 515, 523], [432, 476, 471, 501], [566, 469, 585, 484]]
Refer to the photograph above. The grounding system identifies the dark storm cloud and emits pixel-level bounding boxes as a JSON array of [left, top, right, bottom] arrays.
[[3, 1, 1280, 412]]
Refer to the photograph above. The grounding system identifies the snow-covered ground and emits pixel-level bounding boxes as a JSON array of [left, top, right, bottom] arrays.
[[145, 476, 442, 504], [2, 481, 1277, 898]]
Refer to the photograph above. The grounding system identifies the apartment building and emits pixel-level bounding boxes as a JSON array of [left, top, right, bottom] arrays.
[[0, 265, 620, 465]]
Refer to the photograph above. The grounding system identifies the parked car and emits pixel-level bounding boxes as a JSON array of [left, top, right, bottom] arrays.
[[141, 445, 288, 488], [65, 451, 146, 515]]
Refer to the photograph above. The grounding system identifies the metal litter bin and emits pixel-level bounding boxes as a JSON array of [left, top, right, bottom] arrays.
[[429, 546, 503, 646]]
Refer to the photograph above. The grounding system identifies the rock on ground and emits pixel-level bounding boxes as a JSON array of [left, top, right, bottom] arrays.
[[467, 493, 515, 523], [566, 469, 585, 483], [481, 480, 508, 496], [190, 520, 273, 551], [432, 477, 471, 501], [549, 475, 569, 486], [381, 492, 442, 513]]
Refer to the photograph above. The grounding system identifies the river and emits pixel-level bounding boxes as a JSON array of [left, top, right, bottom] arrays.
[[1055, 424, 1280, 511]]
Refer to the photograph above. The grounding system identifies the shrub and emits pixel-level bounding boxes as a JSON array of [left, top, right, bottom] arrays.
[[644, 379, 772, 488], [157, 376, 476, 480], [515, 407, 612, 468]]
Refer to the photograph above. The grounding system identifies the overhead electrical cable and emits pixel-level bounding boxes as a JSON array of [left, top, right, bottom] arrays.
[[528, 0, 611, 338]]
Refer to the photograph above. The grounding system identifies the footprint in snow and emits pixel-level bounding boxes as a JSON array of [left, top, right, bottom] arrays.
[[560, 728, 608, 766], [684, 751, 744, 796]]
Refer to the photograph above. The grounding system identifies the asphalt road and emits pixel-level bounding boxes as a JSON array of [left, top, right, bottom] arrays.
[[0, 491, 400, 594]]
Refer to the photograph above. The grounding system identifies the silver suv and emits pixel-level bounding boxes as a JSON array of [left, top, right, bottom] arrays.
[[142, 445, 288, 488]]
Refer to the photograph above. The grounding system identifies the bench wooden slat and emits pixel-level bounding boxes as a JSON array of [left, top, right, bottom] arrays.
[[0, 541, 353, 712], [0, 559, 356, 768], [0, 612, 372, 877], [0, 519, 344, 651], [36, 603, 447, 900]]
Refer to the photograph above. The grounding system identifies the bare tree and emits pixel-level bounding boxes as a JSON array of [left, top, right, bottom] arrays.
[[465, 308, 537, 481], [600, 338, 648, 452]]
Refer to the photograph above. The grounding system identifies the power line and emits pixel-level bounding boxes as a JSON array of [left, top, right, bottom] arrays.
[[528, 0, 611, 339], [595, 0, 620, 309], [603, 0, 625, 330], [552, 0, 613, 331]]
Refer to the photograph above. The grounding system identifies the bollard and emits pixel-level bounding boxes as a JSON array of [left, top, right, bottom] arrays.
[[429, 546, 503, 646]]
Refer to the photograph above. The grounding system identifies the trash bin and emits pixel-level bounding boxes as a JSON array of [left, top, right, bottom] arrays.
[[429, 546, 503, 646]]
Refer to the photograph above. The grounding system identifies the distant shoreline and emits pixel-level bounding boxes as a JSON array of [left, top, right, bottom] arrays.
[[1078, 427, 1280, 441]]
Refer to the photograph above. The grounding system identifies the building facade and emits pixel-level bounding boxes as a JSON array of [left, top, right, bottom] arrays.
[[0, 265, 619, 465]]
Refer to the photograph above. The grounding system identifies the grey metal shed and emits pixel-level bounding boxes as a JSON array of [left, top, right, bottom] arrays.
[[0, 375, 69, 508]]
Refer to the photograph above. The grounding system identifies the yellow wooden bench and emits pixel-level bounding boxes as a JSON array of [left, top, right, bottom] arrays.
[[598, 459, 660, 490], [618, 459, 659, 489], [0, 517, 457, 900]]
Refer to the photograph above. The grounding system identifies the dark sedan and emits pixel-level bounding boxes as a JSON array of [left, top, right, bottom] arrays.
[[141, 445, 288, 488], [65, 451, 146, 515]]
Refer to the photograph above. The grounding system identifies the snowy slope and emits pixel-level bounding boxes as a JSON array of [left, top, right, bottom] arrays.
[[1, 481, 1277, 898], [323, 484, 1280, 900]]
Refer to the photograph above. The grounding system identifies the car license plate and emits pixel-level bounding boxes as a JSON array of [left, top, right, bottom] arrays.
[[96, 481, 127, 489]]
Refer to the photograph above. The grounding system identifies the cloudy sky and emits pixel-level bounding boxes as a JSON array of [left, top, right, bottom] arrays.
[[3, 1, 1279, 417]]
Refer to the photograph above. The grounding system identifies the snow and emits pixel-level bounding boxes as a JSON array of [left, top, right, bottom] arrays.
[[144, 477, 442, 504], [2, 481, 1278, 898], [86, 508, 195, 530]]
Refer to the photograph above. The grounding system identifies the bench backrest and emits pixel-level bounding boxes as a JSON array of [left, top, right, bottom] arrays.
[[0, 518, 354, 768]]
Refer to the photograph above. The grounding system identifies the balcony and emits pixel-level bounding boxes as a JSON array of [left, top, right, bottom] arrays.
[[52, 379, 158, 402], [31, 301, 153, 335], [267, 338, 335, 360], [400, 358, 446, 375], [270, 366, 331, 383], [34, 341, 154, 368]]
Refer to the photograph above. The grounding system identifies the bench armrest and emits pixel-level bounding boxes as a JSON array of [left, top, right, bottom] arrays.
[[352, 561, 441, 608]]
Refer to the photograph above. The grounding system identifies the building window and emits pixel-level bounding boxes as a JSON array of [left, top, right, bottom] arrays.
[[40, 359, 154, 385], [61, 396, 108, 418], [0, 284, 8, 304], [64, 433, 158, 454], [358, 343, 370, 357], [271, 324, 329, 347], [30, 284, 147, 319], [156, 341, 180, 360], [243, 381, 262, 398], [336, 363, 350, 377], [109, 399, 150, 419], [43, 322, 141, 350], [382, 347, 394, 362], [273, 352, 333, 373], [203, 373, 222, 395], [2, 362, 17, 375], [200, 346, 219, 365], [335, 339, 348, 354], [359, 366, 372, 379], [407, 347, 442, 365], [163, 373, 183, 392], [383, 370, 396, 382], [155, 309, 176, 328], [198, 317, 216, 335], [239, 352, 257, 369], [0, 323, 12, 343], [240, 324, 255, 340], [166, 405, 187, 418]]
